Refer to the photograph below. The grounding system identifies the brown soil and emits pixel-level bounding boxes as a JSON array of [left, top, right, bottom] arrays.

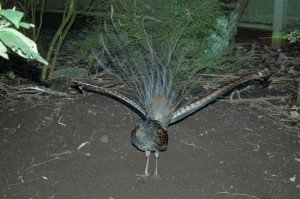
[[1, 29, 300, 199], [0, 88, 299, 199]]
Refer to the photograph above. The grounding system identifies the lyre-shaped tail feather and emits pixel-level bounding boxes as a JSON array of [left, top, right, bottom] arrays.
[[72, 81, 147, 118], [169, 70, 272, 124]]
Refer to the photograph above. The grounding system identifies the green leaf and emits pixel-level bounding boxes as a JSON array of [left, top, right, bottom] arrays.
[[290, 110, 300, 118], [0, 18, 10, 26], [0, 27, 48, 64], [0, 9, 24, 28], [291, 104, 300, 111], [0, 41, 8, 59], [19, 22, 35, 29]]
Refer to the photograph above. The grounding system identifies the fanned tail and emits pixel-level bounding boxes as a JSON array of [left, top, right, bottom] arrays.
[[85, 17, 181, 125], [73, 17, 272, 126]]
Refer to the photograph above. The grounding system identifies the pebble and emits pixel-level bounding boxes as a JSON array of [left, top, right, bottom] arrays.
[[100, 135, 109, 144]]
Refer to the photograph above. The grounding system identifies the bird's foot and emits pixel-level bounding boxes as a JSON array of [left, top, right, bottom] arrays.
[[151, 173, 162, 180], [136, 172, 150, 180]]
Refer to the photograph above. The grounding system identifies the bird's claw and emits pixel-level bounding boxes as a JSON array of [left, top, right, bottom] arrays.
[[151, 173, 162, 180], [136, 172, 161, 180], [136, 172, 150, 180]]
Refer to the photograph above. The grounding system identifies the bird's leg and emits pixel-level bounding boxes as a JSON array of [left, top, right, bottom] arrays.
[[152, 151, 161, 180], [137, 150, 150, 179], [144, 151, 150, 176]]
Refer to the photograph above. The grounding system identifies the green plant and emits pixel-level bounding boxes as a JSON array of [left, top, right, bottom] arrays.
[[0, 6, 47, 64], [21, 0, 46, 42], [68, 0, 240, 80], [290, 104, 300, 119], [41, 0, 78, 80], [283, 31, 300, 43]]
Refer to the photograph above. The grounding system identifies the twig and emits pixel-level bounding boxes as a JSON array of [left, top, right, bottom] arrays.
[[17, 86, 67, 96], [223, 95, 298, 122], [263, 178, 290, 183], [19, 86, 50, 93], [180, 139, 205, 150], [77, 131, 96, 150], [49, 150, 72, 157], [213, 192, 261, 199], [199, 73, 300, 82], [25, 157, 60, 170], [262, 100, 297, 121], [58, 115, 67, 126], [222, 96, 290, 103]]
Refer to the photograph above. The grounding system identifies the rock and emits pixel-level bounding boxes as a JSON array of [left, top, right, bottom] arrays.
[[100, 135, 109, 144]]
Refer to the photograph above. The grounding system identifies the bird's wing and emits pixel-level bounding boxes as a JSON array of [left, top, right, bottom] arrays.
[[73, 81, 147, 118], [169, 69, 272, 124]]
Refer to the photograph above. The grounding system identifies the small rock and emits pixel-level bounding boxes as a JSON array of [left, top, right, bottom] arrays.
[[100, 135, 109, 144], [289, 175, 296, 182]]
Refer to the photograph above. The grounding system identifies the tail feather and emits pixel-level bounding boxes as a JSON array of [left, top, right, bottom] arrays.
[[146, 93, 174, 125], [72, 81, 147, 118], [169, 69, 272, 124]]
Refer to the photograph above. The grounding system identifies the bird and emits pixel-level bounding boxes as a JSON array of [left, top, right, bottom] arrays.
[[72, 17, 272, 179]]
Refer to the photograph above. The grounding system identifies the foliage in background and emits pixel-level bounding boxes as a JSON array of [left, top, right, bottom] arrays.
[[0, 0, 47, 80], [0, 0, 46, 46], [41, 0, 78, 80], [283, 31, 300, 43], [50, 67, 88, 80], [0, 6, 47, 64], [0, 0, 80, 80], [21, 0, 46, 43], [67, 0, 240, 80], [290, 105, 300, 119]]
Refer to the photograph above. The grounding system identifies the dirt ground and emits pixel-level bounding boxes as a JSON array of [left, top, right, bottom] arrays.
[[0, 85, 299, 199], [1, 30, 300, 199]]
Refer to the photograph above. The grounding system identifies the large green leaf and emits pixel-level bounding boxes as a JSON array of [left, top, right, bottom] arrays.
[[0, 9, 23, 28], [0, 41, 8, 59], [0, 27, 48, 64]]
